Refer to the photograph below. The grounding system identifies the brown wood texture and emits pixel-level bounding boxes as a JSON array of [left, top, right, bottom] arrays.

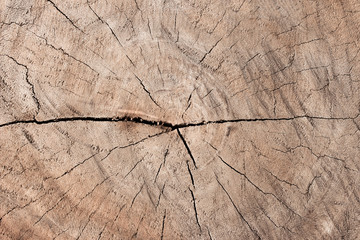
[[1, 0, 360, 239]]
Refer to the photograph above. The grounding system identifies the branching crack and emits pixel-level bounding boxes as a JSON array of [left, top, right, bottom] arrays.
[[218, 155, 302, 218], [63, 177, 110, 219], [30, 32, 98, 74], [305, 174, 321, 196], [216, 176, 261, 239], [104, 131, 167, 163], [260, 207, 294, 233], [0, 196, 39, 224], [1, 54, 40, 114]]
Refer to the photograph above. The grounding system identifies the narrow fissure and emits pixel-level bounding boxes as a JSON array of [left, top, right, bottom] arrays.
[[189, 188, 201, 231], [177, 129, 198, 169]]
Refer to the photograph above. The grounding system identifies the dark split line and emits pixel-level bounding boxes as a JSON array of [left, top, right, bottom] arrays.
[[0, 116, 173, 129], [0, 114, 356, 130], [177, 129, 198, 168], [189, 188, 202, 231]]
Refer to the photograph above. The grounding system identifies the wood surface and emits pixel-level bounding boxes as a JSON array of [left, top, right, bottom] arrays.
[[0, 0, 359, 239]]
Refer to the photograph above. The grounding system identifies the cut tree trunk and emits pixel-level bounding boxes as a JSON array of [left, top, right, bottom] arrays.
[[0, 0, 359, 239]]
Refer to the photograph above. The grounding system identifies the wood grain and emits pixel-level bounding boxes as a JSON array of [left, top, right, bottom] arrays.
[[0, 0, 359, 239]]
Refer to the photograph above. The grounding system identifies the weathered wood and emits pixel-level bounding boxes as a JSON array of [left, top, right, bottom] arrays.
[[0, 0, 359, 239]]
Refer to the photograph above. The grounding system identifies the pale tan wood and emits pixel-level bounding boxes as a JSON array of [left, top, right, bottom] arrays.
[[0, 0, 359, 239]]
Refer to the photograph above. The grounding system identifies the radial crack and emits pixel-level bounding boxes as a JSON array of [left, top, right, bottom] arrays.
[[186, 160, 195, 187], [134, 74, 161, 108], [47, 0, 83, 33], [264, 168, 300, 189], [160, 210, 166, 240], [218, 155, 301, 218], [216, 176, 261, 239], [189, 188, 201, 231], [55, 152, 99, 179], [156, 183, 166, 208], [34, 183, 75, 225], [131, 183, 144, 208], [124, 155, 146, 178], [30, 32, 98, 74], [199, 37, 223, 63], [87, 0, 136, 67], [177, 129, 198, 168]]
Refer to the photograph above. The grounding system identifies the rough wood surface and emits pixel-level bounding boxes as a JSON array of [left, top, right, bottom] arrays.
[[1, 0, 360, 239]]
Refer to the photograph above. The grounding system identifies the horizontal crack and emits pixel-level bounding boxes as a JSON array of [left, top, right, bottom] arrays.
[[0, 114, 357, 130], [0, 116, 174, 129]]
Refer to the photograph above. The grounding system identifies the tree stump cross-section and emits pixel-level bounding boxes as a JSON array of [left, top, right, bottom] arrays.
[[0, 0, 359, 239]]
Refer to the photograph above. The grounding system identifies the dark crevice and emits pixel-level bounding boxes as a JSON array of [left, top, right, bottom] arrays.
[[259, 205, 295, 234], [160, 210, 166, 240], [97, 221, 109, 240], [177, 129, 198, 168], [0, 21, 28, 27], [0, 194, 44, 224], [0, 116, 174, 129], [216, 176, 261, 239], [0, 114, 358, 130], [189, 188, 201, 231], [186, 160, 195, 187], [77, 210, 97, 240], [47, 0, 83, 33]]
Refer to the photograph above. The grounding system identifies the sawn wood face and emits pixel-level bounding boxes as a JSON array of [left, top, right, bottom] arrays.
[[0, 0, 359, 239]]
